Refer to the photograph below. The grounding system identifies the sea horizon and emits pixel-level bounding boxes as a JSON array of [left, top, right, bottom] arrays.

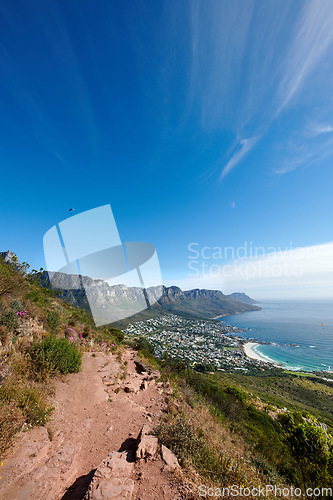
[[220, 300, 333, 373]]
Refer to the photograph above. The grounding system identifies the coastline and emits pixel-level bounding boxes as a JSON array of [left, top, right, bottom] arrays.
[[243, 341, 271, 363]]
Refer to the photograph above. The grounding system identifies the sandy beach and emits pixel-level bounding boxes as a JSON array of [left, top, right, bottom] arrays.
[[243, 342, 268, 363]]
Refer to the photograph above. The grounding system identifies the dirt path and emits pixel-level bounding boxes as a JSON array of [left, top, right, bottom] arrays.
[[0, 350, 192, 499]]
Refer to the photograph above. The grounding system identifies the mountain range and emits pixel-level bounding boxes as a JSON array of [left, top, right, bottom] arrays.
[[0, 251, 260, 326], [40, 270, 260, 327]]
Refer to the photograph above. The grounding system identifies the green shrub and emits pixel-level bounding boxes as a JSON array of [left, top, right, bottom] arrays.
[[108, 327, 124, 343], [0, 311, 18, 331], [10, 299, 24, 312], [226, 386, 246, 402], [154, 416, 242, 482], [154, 416, 202, 465], [133, 336, 155, 355], [0, 381, 52, 427], [25, 290, 48, 306], [279, 412, 333, 488], [47, 311, 60, 331], [29, 335, 82, 378]]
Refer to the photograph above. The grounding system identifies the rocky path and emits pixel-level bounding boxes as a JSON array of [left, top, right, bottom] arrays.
[[0, 350, 193, 500]]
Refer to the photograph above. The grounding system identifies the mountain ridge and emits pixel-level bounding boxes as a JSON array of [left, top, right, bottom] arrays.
[[39, 270, 260, 325], [0, 252, 260, 326]]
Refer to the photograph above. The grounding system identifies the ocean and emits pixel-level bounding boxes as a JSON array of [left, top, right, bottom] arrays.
[[220, 301, 333, 373]]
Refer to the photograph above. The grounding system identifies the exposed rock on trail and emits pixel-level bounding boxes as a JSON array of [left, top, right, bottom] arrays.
[[0, 350, 193, 499]]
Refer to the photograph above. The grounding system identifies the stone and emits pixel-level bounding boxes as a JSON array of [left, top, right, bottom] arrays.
[[85, 477, 134, 499], [140, 380, 148, 390], [150, 370, 160, 379], [161, 445, 179, 470], [135, 425, 157, 460], [136, 424, 151, 444], [123, 379, 141, 394], [136, 434, 158, 460], [84, 452, 134, 500]]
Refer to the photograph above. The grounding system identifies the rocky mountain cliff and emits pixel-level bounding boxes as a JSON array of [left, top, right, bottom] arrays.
[[39, 271, 260, 325]]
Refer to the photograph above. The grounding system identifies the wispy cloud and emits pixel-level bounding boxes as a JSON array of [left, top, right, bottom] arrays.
[[186, 0, 333, 179], [308, 123, 333, 138], [277, 0, 333, 114], [220, 137, 257, 179], [50, 149, 67, 166]]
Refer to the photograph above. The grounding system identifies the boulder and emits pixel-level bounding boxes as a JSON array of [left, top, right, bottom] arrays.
[[84, 451, 134, 500], [136, 434, 158, 460], [161, 445, 179, 470], [136, 424, 158, 460]]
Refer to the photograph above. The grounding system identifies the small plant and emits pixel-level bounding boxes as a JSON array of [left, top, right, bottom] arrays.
[[47, 311, 60, 331], [132, 336, 154, 355], [29, 335, 82, 379], [0, 380, 52, 427], [0, 311, 18, 331], [10, 299, 24, 312], [16, 310, 29, 319], [0, 403, 25, 456], [108, 327, 124, 343]]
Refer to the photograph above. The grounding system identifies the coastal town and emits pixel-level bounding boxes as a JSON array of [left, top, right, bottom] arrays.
[[123, 314, 273, 373]]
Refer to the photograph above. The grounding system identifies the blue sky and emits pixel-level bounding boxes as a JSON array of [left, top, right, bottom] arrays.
[[1, 0, 333, 298]]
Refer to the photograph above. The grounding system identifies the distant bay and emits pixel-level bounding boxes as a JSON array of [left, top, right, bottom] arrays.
[[220, 301, 333, 373]]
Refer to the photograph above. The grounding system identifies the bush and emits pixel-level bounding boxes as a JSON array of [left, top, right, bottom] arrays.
[[29, 335, 82, 378], [47, 311, 60, 331], [0, 402, 25, 456], [25, 290, 48, 306], [0, 311, 18, 331], [154, 416, 243, 483], [154, 416, 202, 465], [10, 299, 24, 312], [0, 381, 52, 427], [0, 260, 26, 298], [108, 327, 124, 343], [132, 337, 155, 355]]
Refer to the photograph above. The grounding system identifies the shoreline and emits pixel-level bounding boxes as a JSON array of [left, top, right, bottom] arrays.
[[243, 341, 273, 364]]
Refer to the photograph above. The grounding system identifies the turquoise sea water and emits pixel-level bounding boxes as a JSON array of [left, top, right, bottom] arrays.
[[221, 301, 333, 373]]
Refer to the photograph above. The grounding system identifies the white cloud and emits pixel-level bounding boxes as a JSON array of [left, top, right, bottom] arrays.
[[209, 1, 333, 178], [166, 242, 333, 300], [278, 0, 333, 114], [310, 123, 333, 137], [220, 137, 257, 179]]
